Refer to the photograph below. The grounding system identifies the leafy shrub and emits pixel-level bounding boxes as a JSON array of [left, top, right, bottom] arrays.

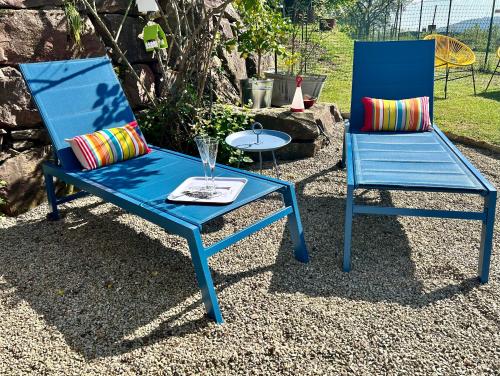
[[193, 104, 255, 166], [138, 95, 255, 166], [138, 87, 200, 155]]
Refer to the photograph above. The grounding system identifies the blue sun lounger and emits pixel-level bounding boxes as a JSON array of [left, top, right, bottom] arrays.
[[20, 57, 309, 323], [341, 40, 496, 282]]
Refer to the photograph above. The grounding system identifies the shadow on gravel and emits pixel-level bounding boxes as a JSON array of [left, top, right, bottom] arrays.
[[0, 163, 483, 360], [0, 203, 216, 359], [269, 165, 480, 307]]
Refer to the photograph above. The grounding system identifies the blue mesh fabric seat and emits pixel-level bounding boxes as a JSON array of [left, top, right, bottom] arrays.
[[20, 57, 309, 324], [341, 40, 496, 282]]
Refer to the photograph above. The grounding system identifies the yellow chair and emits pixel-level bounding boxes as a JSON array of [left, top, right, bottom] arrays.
[[424, 34, 476, 98], [485, 47, 500, 92]]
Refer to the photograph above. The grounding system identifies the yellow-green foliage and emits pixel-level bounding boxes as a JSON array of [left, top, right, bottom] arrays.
[[64, 1, 83, 46]]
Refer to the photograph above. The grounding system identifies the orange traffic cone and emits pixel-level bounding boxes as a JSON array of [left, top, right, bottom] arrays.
[[291, 76, 305, 113]]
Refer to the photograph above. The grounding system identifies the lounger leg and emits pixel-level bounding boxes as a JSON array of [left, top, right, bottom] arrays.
[[283, 186, 309, 263], [478, 191, 497, 283], [343, 185, 354, 272], [471, 65, 477, 96], [43, 172, 60, 221], [186, 229, 223, 323]]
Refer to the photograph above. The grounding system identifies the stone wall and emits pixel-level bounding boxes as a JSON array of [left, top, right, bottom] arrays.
[[0, 2, 252, 215]]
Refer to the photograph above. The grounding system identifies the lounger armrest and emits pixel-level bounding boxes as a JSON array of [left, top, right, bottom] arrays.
[[345, 125, 355, 188], [433, 125, 497, 193], [344, 120, 351, 133]]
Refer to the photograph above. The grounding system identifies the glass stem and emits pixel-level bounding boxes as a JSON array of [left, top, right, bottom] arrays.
[[203, 162, 209, 190], [210, 166, 216, 193]]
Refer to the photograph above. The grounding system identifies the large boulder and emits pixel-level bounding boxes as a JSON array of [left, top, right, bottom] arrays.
[[0, 67, 41, 128], [219, 18, 246, 83], [253, 107, 320, 140], [0, 147, 51, 216], [0, 0, 63, 8], [250, 103, 341, 160], [10, 128, 50, 143], [122, 64, 156, 108], [0, 10, 106, 65], [98, 14, 152, 64], [0, 0, 136, 13], [224, 4, 240, 23], [94, 0, 139, 14], [253, 103, 339, 140], [210, 69, 240, 104], [276, 138, 326, 160], [211, 56, 240, 104]]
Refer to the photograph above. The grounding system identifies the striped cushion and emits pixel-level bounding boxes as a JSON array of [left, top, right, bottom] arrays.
[[66, 121, 150, 170], [361, 96, 431, 132]]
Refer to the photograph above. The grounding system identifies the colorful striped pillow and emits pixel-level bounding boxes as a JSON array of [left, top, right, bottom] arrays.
[[361, 97, 431, 132], [66, 121, 150, 170]]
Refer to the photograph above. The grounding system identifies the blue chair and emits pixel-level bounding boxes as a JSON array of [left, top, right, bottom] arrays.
[[341, 40, 496, 282], [20, 57, 309, 323]]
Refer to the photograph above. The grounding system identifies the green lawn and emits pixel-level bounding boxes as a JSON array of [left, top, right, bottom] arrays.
[[316, 31, 500, 146]]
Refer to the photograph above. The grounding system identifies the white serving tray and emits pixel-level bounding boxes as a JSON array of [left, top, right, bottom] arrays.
[[167, 177, 247, 204]]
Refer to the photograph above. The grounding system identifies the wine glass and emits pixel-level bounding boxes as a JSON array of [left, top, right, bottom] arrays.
[[205, 137, 219, 195], [194, 135, 210, 192]]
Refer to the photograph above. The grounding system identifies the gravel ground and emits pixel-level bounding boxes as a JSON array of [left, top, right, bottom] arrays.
[[1, 124, 499, 375]]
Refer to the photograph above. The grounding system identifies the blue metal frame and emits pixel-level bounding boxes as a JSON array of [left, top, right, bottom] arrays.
[[342, 41, 497, 283], [343, 124, 497, 283], [42, 154, 309, 324], [342, 124, 497, 283], [21, 58, 309, 324]]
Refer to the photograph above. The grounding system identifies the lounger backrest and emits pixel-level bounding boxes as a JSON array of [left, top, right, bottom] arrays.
[[20, 57, 135, 170], [349, 40, 435, 132]]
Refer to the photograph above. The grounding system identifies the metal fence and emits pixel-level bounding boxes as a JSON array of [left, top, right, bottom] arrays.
[[348, 0, 500, 71]]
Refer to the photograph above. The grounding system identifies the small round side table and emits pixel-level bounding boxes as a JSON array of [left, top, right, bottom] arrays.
[[225, 123, 291, 178]]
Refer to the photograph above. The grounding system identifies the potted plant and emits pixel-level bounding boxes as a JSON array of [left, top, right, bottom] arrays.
[[236, 3, 290, 109], [265, 1, 327, 107]]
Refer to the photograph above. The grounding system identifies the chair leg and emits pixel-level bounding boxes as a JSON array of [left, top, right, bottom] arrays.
[[471, 65, 476, 96], [343, 185, 354, 272], [478, 191, 497, 284], [43, 172, 60, 221], [186, 229, 224, 323], [485, 60, 499, 92], [283, 186, 309, 263], [444, 66, 450, 99]]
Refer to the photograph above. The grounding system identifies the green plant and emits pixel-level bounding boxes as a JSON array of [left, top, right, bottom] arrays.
[[138, 86, 200, 154], [236, 2, 291, 78], [64, 0, 83, 47], [193, 104, 255, 166]]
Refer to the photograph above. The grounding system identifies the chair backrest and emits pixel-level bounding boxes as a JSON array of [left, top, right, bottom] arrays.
[[20, 57, 135, 170], [349, 40, 435, 133], [424, 34, 475, 66]]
